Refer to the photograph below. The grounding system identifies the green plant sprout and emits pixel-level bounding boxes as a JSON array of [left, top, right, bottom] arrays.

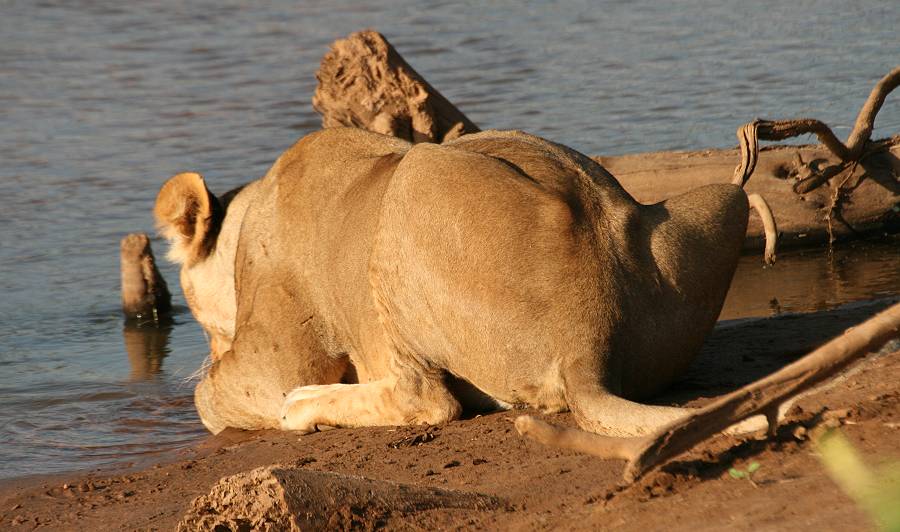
[[728, 461, 761, 487], [816, 429, 900, 532]]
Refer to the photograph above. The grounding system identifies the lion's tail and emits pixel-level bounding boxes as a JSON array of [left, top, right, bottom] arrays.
[[565, 392, 768, 438], [527, 364, 769, 446]]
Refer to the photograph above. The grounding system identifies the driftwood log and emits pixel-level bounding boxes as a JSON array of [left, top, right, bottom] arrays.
[[315, 31, 900, 251], [120, 232, 171, 320], [313, 30, 480, 144], [601, 140, 900, 250]]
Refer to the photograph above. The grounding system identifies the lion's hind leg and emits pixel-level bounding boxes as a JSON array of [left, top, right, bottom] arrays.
[[280, 372, 461, 434]]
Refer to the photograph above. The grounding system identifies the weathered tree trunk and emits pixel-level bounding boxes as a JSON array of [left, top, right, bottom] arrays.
[[313, 30, 480, 144], [314, 31, 900, 251], [120, 232, 171, 320]]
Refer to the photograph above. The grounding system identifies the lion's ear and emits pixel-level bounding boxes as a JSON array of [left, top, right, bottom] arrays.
[[154, 172, 222, 266]]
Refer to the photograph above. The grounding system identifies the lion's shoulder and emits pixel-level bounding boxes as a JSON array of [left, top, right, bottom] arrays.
[[267, 128, 411, 181]]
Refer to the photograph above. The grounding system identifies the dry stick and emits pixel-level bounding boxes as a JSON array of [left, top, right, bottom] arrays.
[[793, 162, 846, 195], [731, 122, 778, 265], [747, 193, 777, 265], [734, 66, 899, 190], [731, 120, 760, 187], [825, 159, 863, 246], [517, 301, 900, 483], [730, 66, 899, 260]]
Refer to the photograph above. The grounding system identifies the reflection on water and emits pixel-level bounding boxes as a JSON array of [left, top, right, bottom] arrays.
[[722, 238, 900, 320], [0, 311, 205, 480], [123, 318, 173, 381], [1, 0, 898, 479]]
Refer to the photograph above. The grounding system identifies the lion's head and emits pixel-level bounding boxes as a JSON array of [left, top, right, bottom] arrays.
[[154, 172, 251, 360]]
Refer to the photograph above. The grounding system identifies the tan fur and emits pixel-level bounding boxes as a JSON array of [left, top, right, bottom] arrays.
[[155, 128, 751, 437]]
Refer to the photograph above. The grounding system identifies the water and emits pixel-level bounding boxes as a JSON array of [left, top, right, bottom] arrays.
[[1, 0, 898, 479], [722, 239, 900, 321]]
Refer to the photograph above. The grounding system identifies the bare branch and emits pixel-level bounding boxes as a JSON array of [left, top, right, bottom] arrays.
[[732, 121, 760, 187], [846, 65, 900, 159], [747, 193, 777, 265], [758, 119, 850, 159], [736, 66, 900, 167]]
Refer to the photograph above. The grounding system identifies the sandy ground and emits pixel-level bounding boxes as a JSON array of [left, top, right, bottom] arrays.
[[2, 298, 899, 531]]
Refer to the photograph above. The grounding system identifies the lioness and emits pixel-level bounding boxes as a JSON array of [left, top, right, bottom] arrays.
[[156, 127, 758, 437]]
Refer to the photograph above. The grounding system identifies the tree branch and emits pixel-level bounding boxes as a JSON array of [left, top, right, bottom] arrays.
[[734, 66, 900, 177]]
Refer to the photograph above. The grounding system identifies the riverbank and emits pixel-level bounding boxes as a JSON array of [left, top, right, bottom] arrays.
[[2, 298, 898, 530]]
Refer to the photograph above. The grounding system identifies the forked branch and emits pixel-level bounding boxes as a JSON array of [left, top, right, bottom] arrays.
[[732, 66, 900, 185], [516, 301, 900, 484]]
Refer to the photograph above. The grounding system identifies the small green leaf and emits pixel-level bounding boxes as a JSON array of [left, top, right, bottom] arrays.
[[728, 468, 746, 479], [747, 462, 761, 474]]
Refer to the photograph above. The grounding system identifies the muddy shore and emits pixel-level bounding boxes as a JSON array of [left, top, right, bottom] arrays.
[[2, 298, 899, 530]]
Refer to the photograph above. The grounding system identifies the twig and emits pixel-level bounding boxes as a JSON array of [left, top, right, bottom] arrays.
[[747, 193, 777, 265]]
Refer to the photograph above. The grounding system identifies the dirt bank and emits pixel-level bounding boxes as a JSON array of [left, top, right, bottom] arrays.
[[2, 299, 899, 530]]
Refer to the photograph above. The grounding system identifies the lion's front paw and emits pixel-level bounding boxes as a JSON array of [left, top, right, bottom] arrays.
[[279, 404, 316, 434], [279, 384, 346, 434]]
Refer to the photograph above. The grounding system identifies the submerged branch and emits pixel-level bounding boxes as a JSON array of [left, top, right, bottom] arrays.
[[120, 232, 171, 320]]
